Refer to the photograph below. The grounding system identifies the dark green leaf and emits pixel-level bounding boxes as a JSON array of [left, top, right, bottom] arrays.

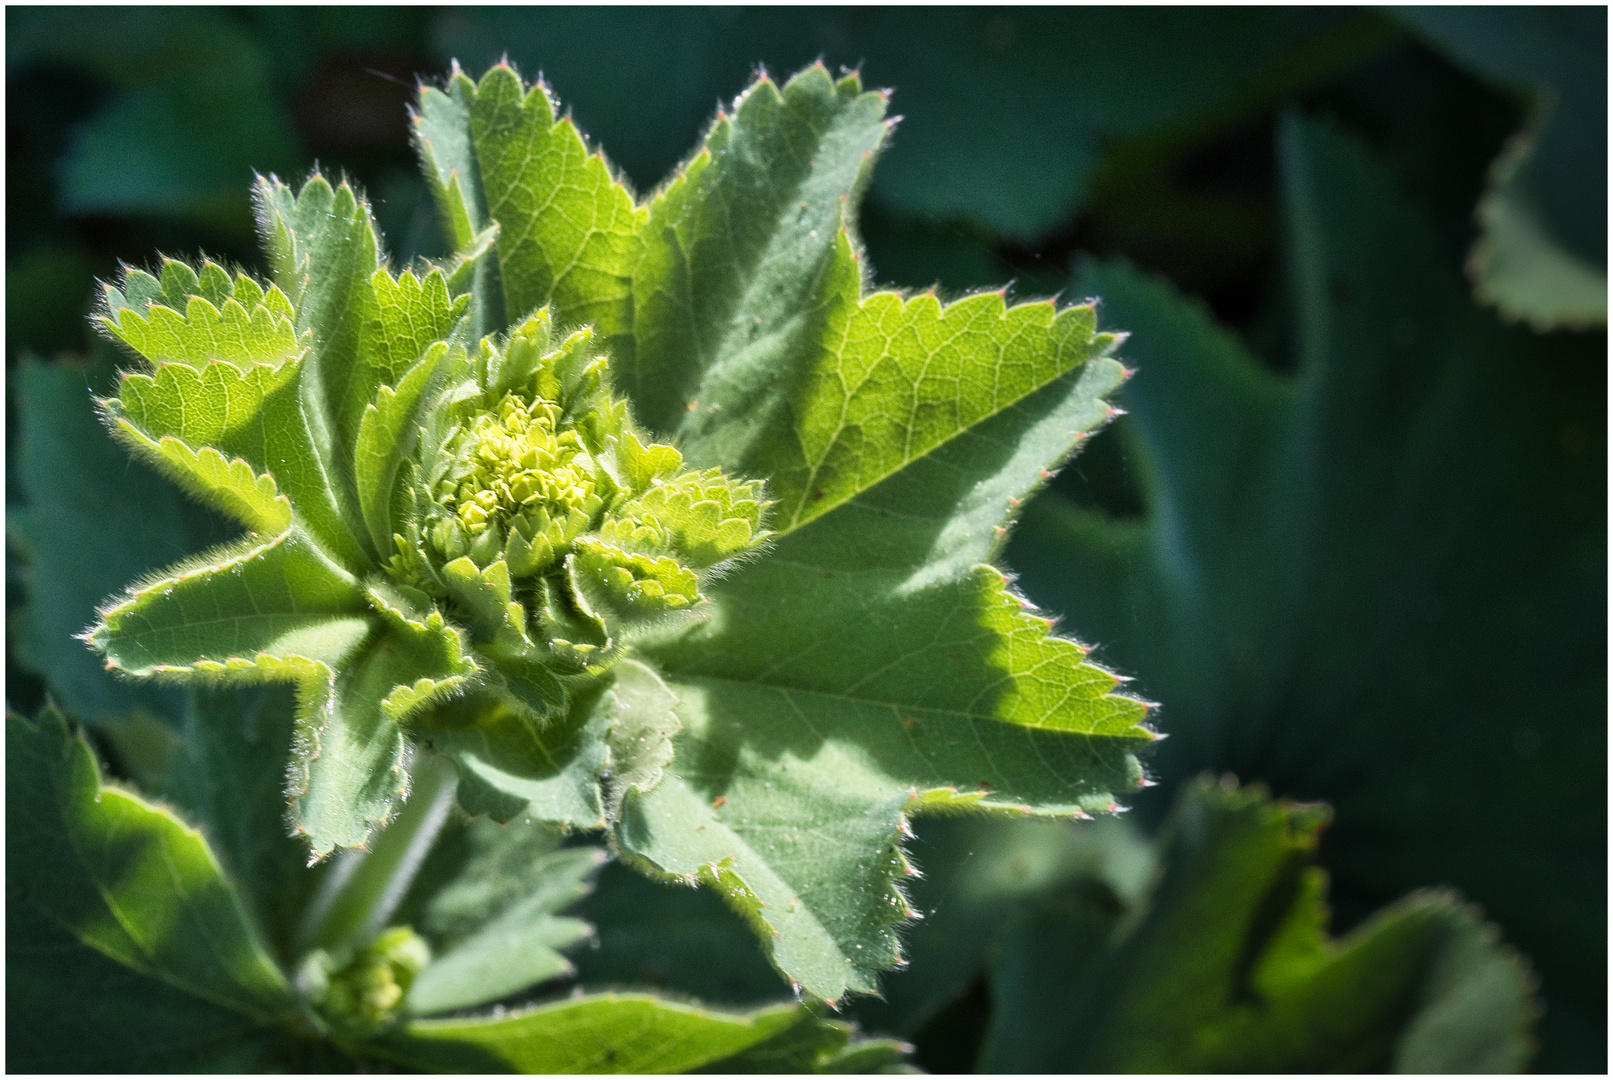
[[160, 685, 319, 964], [626, 64, 887, 437], [625, 299, 1151, 998], [1007, 113, 1600, 1069], [404, 814, 604, 1015], [981, 778, 1536, 1072], [9, 352, 227, 725], [6, 706, 296, 1070]]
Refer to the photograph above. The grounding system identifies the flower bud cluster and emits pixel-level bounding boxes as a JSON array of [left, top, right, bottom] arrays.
[[427, 390, 604, 575], [297, 926, 430, 1036], [387, 310, 771, 684]]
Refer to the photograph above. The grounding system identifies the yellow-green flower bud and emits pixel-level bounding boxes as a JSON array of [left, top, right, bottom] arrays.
[[386, 308, 774, 712], [297, 926, 431, 1036]]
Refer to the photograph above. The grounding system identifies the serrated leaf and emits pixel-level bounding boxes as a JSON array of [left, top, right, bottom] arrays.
[[627, 64, 888, 438], [111, 355, 299, 445], [254, 173, 382, 560], [413, 71, 505, 339], [373, 994, 813, 1073], [101, 289, 303, 371], [290, 634, 433, 857], [415, 62, 644, 341], [366, 269, 464, 385], [1007, 114, 1601, 1068], [257, 173, 380, 374], [624, 307, 1148, 997], [84, 530, 415, 856], [106, 431, 292, 535], [980, 778, 1536, 1072], [104, 257, 259, 316], [751, 276, 1121, 535], [90, 531, 372, 678], [108, 349, 367, 571], [340, 269, 465, 495], [6, 707, 295, 1070], [580, 52, 1148, 999]]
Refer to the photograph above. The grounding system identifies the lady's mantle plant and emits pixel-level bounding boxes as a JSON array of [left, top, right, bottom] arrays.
[[86, 60, 1156, 1002]]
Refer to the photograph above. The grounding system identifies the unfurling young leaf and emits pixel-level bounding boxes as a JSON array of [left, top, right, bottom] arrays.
[[82, 57, 1151, 1007]]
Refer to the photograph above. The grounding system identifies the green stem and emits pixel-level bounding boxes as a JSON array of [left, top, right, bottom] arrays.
[[298, 753, 458, 952]]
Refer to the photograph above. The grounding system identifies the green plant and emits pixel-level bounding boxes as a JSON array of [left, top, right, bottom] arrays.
[[14, 58, 1155, 1067], [8, 52, 1555, 1074], [81, 57, 1158, 999]]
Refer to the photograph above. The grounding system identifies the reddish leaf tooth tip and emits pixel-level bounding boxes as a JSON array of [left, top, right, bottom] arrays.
[[711, 795, 727, 808]]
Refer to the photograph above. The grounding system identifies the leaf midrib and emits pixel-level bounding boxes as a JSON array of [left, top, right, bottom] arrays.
[[662, 670, 1144, 740]]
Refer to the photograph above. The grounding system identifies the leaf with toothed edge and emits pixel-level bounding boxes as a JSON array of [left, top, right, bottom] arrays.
[[606, 137, 1146, 1008], [402, 58, 1153, 1001], [625, 64, 890, 441], [413, 60, 645, 343]]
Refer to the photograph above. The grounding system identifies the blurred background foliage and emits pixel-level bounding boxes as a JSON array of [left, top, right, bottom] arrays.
[[6, 6, 1604, 1073]]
